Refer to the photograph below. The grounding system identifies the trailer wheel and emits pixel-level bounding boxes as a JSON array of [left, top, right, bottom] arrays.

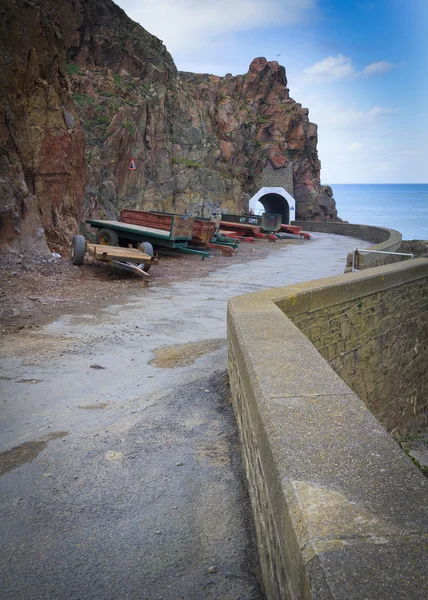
[[96, 228, 119, 246], [71, 235, 86, 265], [138, 241, 154, 272]]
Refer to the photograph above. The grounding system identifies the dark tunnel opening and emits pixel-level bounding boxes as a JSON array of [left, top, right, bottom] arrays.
[[258, 193, 290, 224]]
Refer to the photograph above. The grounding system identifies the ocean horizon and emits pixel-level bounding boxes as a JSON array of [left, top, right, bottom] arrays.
[[328, 183, 428, 241]]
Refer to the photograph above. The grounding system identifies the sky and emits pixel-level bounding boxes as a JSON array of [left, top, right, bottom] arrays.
[[116, 0, 427, 184]]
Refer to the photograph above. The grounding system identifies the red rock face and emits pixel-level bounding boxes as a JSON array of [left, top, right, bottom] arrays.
[[247, 57, 287, 88], [0, 0, 86, 253], [177, 61, 338, 221], [268, 152, 288, 170], [37, 131, 85, 237], [219, 141, 234, 161], [0, 0, 338, 254]]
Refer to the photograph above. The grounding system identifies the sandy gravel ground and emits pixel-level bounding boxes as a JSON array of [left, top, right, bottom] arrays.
[[0, 241, 276, 334]]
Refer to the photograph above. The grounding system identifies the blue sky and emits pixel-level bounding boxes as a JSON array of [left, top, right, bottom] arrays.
[[116, 0, 427, 183]]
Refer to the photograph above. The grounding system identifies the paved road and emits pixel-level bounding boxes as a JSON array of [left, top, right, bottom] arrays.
[[0, 233, 367, 600]]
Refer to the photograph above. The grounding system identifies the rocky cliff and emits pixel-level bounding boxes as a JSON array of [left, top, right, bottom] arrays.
[[0, 0, 338, 254]]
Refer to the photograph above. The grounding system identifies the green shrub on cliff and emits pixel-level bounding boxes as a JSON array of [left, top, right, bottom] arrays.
[[114, 74, 123, 87], [66, 62, 84, 76], [84, 115, 111, 131], [172, 157, 202, 168], [73, 93, 95, 107], [121, 120, 136, 135]]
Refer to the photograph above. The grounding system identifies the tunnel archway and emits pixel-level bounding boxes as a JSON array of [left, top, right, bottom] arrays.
[[258, 193, 289, 224], [248, 187, 296, 225]]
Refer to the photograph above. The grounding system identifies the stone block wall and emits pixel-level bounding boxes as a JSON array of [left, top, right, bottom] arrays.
[[228, 346, 291, 599], [227, 259, 428, 600], [293, 221, 393, 244], [261, 162, 294, 196], [293, 221, 403, 270], [281, 264, 428, 432]]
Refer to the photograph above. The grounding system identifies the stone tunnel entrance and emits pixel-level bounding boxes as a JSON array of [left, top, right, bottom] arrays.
[[248, 186, 296, 225], [258, 193, 290, 224]]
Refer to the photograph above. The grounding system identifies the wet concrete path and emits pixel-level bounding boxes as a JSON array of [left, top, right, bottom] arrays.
[[0, 233, 367, 599]]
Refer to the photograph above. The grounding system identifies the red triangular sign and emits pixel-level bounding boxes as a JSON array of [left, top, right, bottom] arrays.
[[128, 159, 137, 170]]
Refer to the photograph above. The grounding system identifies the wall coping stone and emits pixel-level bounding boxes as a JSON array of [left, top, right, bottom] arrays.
[[292, 221, 403, 270], [227, 258, 428, 600]]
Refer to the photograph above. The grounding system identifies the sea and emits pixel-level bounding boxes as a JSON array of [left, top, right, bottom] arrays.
[[328, 184, 428, 241]]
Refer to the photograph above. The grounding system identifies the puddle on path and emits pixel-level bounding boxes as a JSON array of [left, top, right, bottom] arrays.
[[0, 431, 69, 476], [79, 402, 110, 410], [150, 338, 226, 368]]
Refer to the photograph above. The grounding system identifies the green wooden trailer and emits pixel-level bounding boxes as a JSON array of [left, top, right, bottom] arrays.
[[221, 213, 262, 226], [86, 219, 211, 258]]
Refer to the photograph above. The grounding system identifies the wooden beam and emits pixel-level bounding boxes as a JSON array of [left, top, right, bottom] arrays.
[[86, 243, 156, 264]]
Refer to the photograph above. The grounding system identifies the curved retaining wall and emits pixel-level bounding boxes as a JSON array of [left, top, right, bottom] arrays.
[[227, 259, 428, 600], [293, 221, 402, 270]]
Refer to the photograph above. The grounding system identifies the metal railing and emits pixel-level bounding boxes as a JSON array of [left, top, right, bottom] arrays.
[[351, 248, 414, 272]]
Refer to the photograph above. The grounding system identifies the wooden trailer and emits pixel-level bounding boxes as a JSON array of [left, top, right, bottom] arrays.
[[120, 210, 235, 256], [192, 217, 217, 245], [120, 209, 195, 239], [86, 214, 210, 258], [70, 235, 158, 281], [221, 213, 262, 226]]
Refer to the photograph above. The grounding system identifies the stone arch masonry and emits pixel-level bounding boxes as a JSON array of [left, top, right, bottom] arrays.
[[261, 161, 294, 196]]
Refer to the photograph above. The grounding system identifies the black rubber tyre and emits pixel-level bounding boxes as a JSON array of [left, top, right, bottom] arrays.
[[96, 228, 119, 246], [138, 241, 154, 272], [71, 235, 86, 265]]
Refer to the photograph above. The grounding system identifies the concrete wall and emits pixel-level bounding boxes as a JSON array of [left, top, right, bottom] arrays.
[[227, 259, 428, 600], [293, 221, 403, 270]]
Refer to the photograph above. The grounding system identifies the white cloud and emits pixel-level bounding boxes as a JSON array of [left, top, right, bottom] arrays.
[[117, 0, 315, 54], [303, 54, 354, 81], [283, 90, 392, 181], [328, 106, 395, 129], [373, 161, 391, 172], [401, 149, 421, 155], [362, 60, 395, 76], [303, 54, 396, 82]]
